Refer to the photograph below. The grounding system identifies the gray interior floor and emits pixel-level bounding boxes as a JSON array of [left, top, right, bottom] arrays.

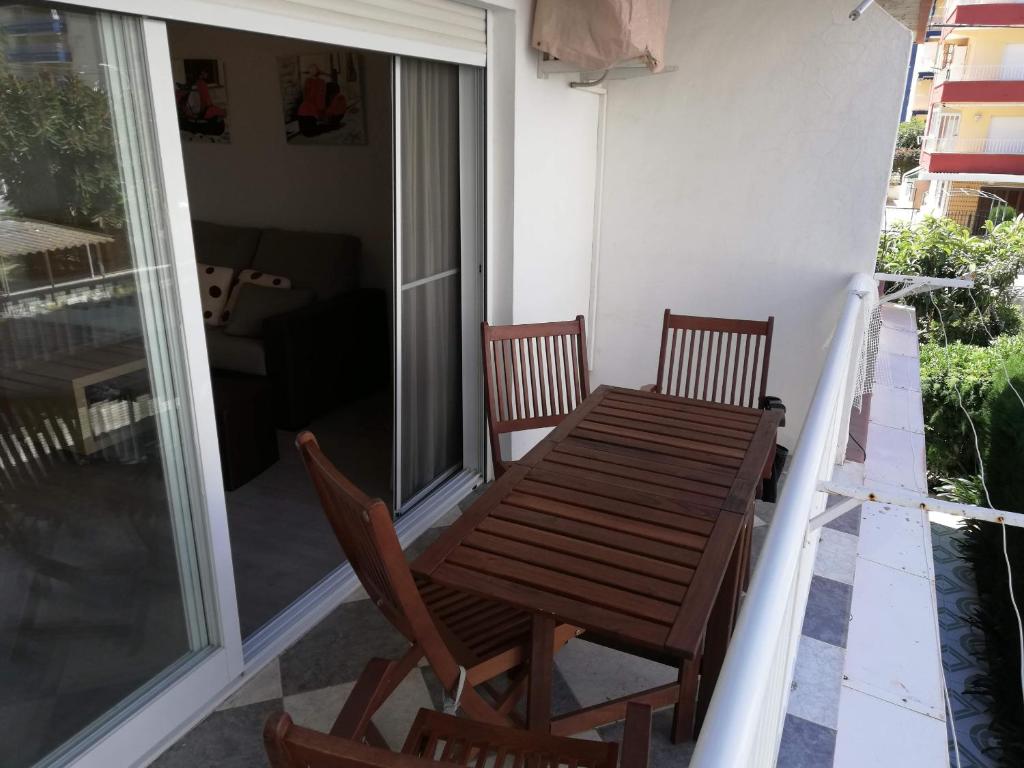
[[226, 390, 391, 637]]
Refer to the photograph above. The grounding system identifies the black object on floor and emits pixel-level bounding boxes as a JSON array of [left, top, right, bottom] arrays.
[[211, 371, 279, 491]]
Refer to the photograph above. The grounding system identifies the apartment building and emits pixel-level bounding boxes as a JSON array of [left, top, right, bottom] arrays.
[[917, 0, 1024, 228]]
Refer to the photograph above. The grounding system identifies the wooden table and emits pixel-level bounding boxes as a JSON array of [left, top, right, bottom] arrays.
[[412, 385, 781, 742]]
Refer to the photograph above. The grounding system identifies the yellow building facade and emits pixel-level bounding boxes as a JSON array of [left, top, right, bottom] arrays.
[[918, 1, 1024, 229]]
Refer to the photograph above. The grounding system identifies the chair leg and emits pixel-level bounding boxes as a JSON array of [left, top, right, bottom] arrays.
[[330, 645, 423, 740]]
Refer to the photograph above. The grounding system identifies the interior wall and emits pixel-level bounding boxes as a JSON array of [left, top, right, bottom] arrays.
[[508, 0, 601, 458], [591, 0, 911, 444], [167, 23, 393, 293]]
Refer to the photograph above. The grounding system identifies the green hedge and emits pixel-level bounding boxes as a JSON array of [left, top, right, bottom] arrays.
[[919, 335, 1024, 480]]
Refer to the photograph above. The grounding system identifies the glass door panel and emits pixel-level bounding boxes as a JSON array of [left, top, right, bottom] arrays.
[[0, 6, 211, 765], [397, 57, 463, 508]]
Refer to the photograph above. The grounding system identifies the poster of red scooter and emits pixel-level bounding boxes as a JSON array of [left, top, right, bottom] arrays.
[[173, 58, 230, 144], [278, 50, 366, 146]]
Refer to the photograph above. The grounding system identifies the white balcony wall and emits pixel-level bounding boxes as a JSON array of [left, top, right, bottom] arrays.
[[507, 0, 601, 458], [589, 0, 911, 444]]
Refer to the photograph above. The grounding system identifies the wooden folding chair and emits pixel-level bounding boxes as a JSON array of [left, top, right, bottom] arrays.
[[265, 703, 652, 768], [296, 432, 579, 739], [481, 316, 590, 477]]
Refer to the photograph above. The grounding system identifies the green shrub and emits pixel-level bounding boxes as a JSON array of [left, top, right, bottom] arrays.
[[891, 119, 924, 178], [919, 334, 1024, 481], [989, 204, 1018, 226], [983, 359, 1024, 512], [877, 216, 1024, 344]]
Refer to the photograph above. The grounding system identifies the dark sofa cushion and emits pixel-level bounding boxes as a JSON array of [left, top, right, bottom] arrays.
[[224, 283, 316, 338], [251, 227, 360, 300], [192, 220, 261, 273]]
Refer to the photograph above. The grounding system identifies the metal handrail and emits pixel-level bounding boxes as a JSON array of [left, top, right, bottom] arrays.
[[689, 272, 876, 767]]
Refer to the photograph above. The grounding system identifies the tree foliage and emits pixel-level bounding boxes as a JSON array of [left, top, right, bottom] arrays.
[[0, 70, 123, 230], [891, 118, 925, 178], [877, 216, 1024, 344]]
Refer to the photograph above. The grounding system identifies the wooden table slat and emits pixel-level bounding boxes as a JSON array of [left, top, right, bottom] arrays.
[[477, 516, 696, 585], [601, 389, 762, 423], [583, 411, 752, 451], [578, 419, 746, 461], [545, 449, 730, 501], [490, 504, 704, 569], [503, 490, 711, 551], [570, 426, 743, 468], [464, 530, 688, 603], [445, 547, 679, 625], [593, 402, 756, 439], [522, 469, 715, 519], [515, 475, 717, 530], [433, 563, 671, 649], [557, 437, 737, 488]]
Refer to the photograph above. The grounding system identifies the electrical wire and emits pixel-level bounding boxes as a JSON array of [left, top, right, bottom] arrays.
[[930, 290, 1024, 759]]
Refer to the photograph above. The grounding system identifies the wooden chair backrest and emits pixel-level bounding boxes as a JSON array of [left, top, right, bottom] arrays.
[[265, 706, 642, 768], [654, 312, 774, 408], [296, 433, 463, 681], [481, 316, 590, 472]]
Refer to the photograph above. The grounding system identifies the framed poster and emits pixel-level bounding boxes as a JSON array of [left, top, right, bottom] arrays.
[[279, 50, 366, 145], [173, 58, 230, 143]]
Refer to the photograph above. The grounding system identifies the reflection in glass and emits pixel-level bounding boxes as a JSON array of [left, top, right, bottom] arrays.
[[0, 6, 209, 766]]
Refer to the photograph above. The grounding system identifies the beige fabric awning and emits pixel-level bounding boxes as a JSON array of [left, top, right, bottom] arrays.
[[532, 0, 672, 73], [0, 218, 112, 259]]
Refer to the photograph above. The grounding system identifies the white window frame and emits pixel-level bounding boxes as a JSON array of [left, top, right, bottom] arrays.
[[37, 2, 518, 766]]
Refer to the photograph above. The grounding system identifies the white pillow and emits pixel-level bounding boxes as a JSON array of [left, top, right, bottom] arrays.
[[222, 269, 292, 325], [197, 263, 234, 326]]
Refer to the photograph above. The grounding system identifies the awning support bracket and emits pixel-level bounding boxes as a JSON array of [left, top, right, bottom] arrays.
[[874, 272, 975, 305], [815, 478, 1024, 530]]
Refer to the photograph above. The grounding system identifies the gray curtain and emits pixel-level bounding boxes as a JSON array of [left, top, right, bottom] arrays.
[[399, 58, 462, 505]]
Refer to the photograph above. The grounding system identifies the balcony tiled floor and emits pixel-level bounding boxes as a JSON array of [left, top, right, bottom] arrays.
[[154, 492, 792, 768]]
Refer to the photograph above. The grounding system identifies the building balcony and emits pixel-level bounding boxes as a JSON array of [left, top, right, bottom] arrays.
[[921, 135, 1024, 172], [937, 0, 1024, 26], [931, 70, 1024, 103]]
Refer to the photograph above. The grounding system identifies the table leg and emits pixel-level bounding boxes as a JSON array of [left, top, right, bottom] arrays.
[[695, 527, 744, 733], [527, 614, 555, 732], [671, 652, 699, 743]]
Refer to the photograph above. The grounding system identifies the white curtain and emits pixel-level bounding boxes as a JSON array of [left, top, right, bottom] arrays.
[[399, 58, 462, 505]]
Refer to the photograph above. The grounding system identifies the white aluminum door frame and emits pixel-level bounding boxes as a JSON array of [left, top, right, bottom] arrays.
[[53, 17, 242, 768], [40, 2, 507, 765], [393, 57, 487, 514]]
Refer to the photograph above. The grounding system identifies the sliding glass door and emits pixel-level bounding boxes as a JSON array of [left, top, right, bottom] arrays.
[[0, 7, 220, 765], [395, 58, 484, 510]]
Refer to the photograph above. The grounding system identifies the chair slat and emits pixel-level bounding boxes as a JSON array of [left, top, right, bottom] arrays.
[[653, 312, 773, 409], [482, 317, 590, 476]]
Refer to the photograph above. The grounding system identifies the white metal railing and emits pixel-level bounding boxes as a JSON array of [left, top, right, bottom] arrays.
[[689, 272, 877, 768], [936, 63, 1024, 83], [922, 135, 1024, 154]]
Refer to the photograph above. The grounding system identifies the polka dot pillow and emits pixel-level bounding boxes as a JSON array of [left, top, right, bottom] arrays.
[[196, 263, 234, 326], [221, 269, 292, 324]]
